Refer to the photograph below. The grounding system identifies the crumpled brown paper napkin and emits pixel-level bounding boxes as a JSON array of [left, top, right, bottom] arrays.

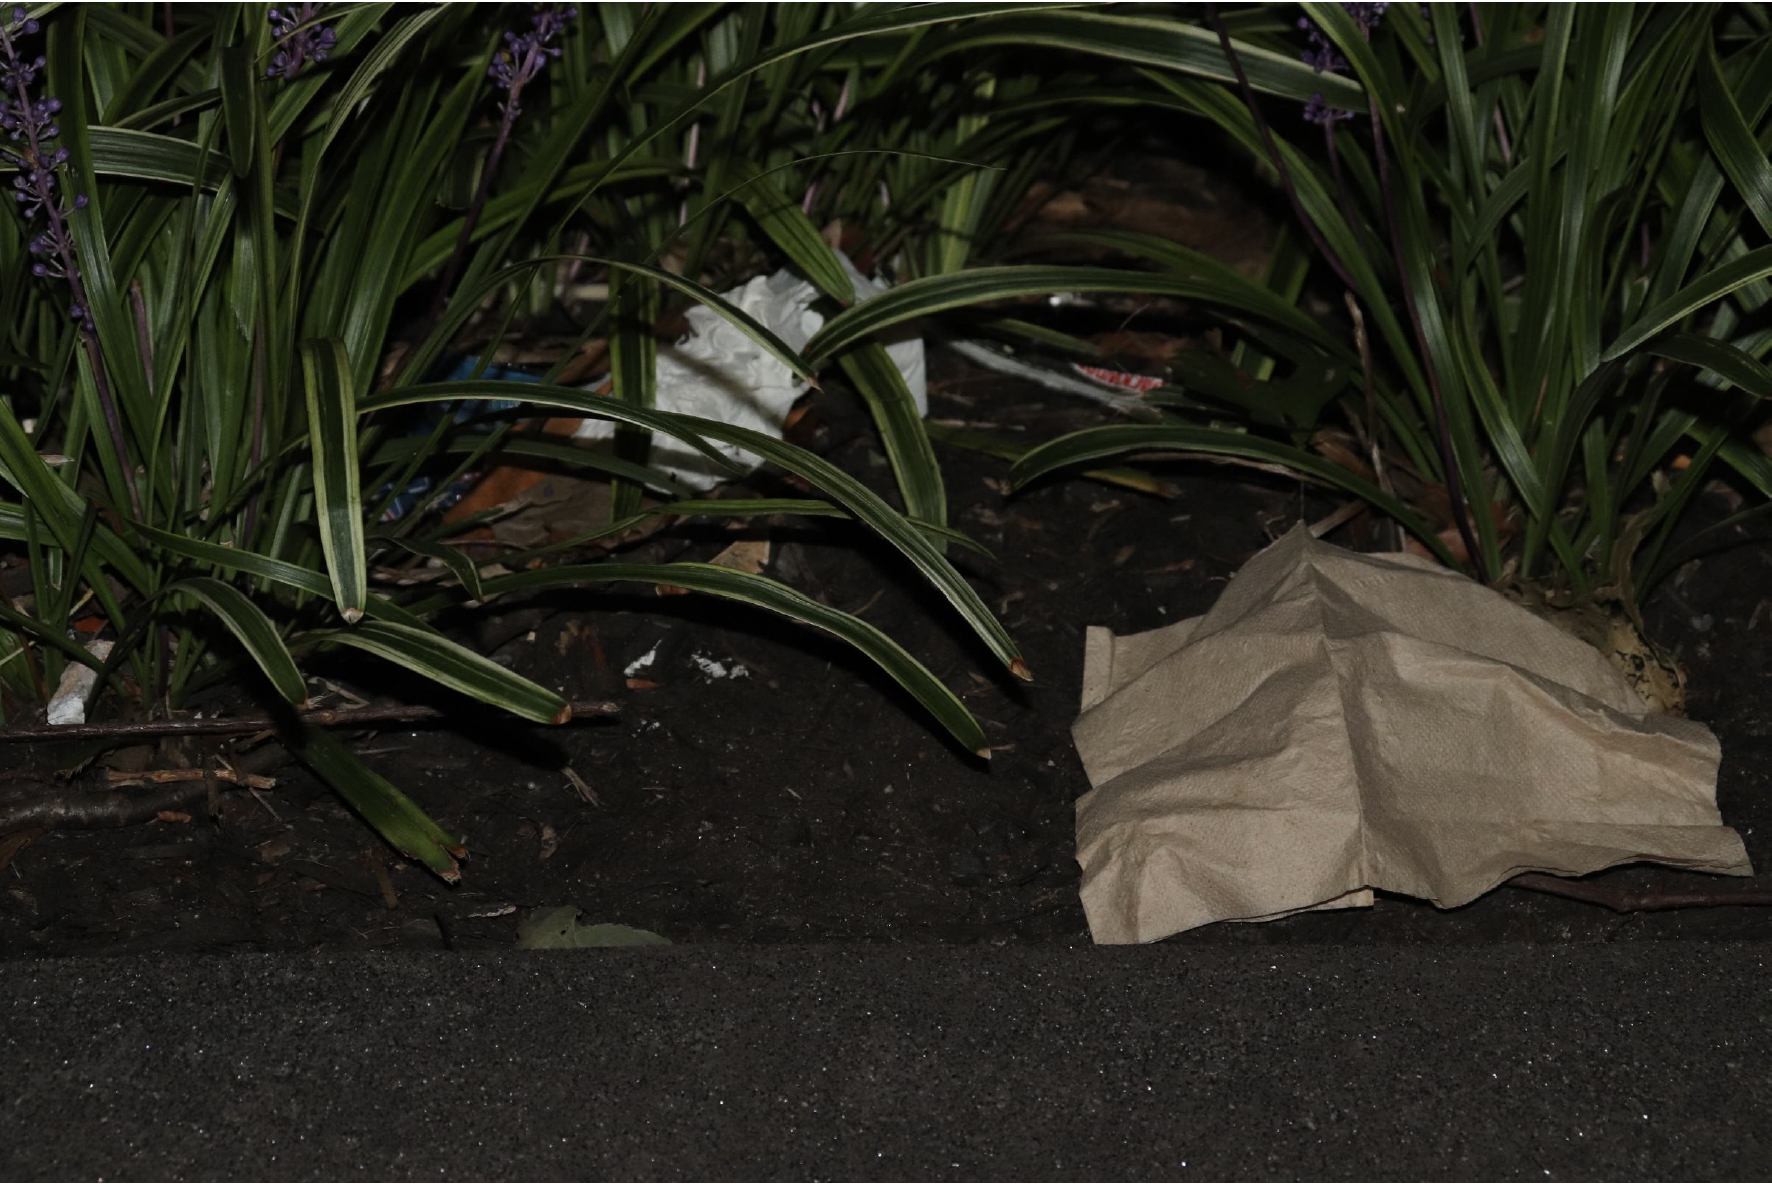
[[1073, 524, 1751, 945]]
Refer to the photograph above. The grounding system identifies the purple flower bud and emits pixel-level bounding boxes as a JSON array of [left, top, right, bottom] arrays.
[[1343, 2, 1389, 36], [1303, 94, 1355, 126], [488, 5, 575, 100], [1302, 43, 1346, 74], [267, 3, 338, 81], [1297, 3, 1389, 124]]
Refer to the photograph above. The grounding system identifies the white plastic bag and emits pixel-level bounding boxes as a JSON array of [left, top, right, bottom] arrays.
[[574, 252, 923, 490]]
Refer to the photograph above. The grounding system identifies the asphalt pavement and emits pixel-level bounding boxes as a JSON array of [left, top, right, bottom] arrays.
[[3, 943, 1769, 1180]]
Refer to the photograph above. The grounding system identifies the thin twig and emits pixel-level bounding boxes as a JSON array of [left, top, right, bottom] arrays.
[[1204, 5, 1362, 294], [363, 847, 400, 910], [106, 767, 277, 790], [1509, 871, 1772, 913], [0, 697, 620, 744], [0, 781, 221, 831], [425, 98, 520, 332], [1344, 291, 1405, 552], [1344, 291, 1395, 542]]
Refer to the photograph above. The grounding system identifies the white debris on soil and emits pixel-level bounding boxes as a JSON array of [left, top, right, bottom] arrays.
[[574, 249, 924, 490], [623, 642, 660, 677], [945, 339, 1159, 420], [45, 638, 114, 726], [690, 652, 749, 680]]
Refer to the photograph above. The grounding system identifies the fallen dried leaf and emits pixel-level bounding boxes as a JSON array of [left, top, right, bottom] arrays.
[[0, 827, 43, 875], [563, 766, 600, 805], [710, 538, 771, 575]]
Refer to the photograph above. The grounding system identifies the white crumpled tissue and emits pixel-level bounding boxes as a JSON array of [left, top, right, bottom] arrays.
[[574, 251, 924, 490]]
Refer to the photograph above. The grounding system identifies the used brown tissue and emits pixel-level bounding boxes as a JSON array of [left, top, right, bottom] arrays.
[[1073, 524, 1751, 945]]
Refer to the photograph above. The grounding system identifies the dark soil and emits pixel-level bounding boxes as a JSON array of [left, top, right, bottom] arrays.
[[2, 352, 1768, 958]]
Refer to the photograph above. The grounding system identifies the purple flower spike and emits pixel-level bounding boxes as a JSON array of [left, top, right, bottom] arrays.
[[425, 6, 577, 330], [1297, 2, 1390, 126], [488, 6, 577, 115], [267, 4, 338, 81], [1298, 18, 1348, 75], [2, 8, 93, 330], [3, 7, 137, 513], [1303, 94, 1356, 126]]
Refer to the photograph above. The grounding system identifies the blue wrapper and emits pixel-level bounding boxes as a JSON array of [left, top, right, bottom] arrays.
[[376, 357, 545, 521]]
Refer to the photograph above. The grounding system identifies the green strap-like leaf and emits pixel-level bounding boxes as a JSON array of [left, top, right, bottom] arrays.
[[0, 433, 152, 600], [655, 498, 991, 556], [218, 46, 257, 180], [924, 9, 1366, 110], [804, 265, 1338, 363], [1697, 41, 1772, 241], [321, 5, 454, 153], [364, 379, 740, 472], [131, 522, 431, 631], [480, 562, 990, 756], [302, 620, 568, 725], [728, 178, 942, 530], [1645, 334, 1772, 398], [469, 255, 820, 388], [386, 538, 486, 602], [923, 422, 1176, 498], [364, 381, 1026, 677], [168, 577, 306, 706], [5, 126, 305, 218], [1603, 244, 1772, 360], [299, 339, 368, 622], [608, 269, 661, 521], [838, 343, 947, 533], [399, 157, 682, 282], [1012, 230, 1343, 353], [289, 728, 464, 881], [1009, 424, 1454, 567], [0, 595, 109, 671], [366, 431, 697, 498], [739, 176, 858, 303]]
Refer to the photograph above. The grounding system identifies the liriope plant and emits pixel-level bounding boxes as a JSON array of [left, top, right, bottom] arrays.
[[0, 2, 1056, 877], [1002, 3, 1772, 656], [0, 0, 1457, 876]]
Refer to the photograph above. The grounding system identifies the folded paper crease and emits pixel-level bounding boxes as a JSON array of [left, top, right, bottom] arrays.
[[1074, 525, 1750, 944]]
